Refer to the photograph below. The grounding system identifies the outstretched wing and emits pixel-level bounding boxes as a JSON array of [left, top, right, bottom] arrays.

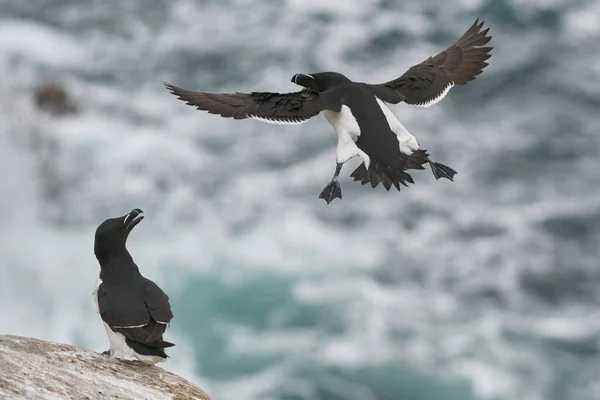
[[371, 19, 492, 107], [165, 83, 337, 125]]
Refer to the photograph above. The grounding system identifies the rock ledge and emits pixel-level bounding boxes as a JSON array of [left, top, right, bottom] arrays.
[[0, 335, 211, 400]]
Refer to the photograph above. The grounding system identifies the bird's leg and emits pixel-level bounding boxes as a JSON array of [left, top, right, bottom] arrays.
[[100, 350, 110, 356], [319, 163, 343, 204]]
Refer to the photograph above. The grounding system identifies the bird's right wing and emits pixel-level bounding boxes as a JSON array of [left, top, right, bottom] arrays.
[[165, 83, 339, 125], [370, 19, 492, 106]]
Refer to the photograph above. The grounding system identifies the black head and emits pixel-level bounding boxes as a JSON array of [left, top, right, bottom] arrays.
[[291, 72, 351, 92], [94, 208, 144, 265]]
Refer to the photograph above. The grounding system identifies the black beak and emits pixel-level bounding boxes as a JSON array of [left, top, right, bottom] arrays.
[[291, 73, 316, 89], [123, 208, 144, 231]]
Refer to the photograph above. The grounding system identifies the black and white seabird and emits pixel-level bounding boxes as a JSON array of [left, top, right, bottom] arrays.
[[165, 19, 492, 204], [93, 208, 174, 365]]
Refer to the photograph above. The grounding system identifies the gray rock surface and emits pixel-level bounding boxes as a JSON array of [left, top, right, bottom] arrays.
[[0, 335, 211, 400]]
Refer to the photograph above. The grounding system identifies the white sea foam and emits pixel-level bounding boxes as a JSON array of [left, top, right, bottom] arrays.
[[0, 20, 88, 67], [2, 0, 600, 399]]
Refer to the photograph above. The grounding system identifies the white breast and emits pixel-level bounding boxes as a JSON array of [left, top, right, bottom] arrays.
[[93, 278, 101, 312], [322, 106, 370, 167], [323, 106, 361, 141]]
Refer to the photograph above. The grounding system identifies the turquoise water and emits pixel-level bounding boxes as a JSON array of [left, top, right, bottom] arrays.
[[1, 0, 600, 399]]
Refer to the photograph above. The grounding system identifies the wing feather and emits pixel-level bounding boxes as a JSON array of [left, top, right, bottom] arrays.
[[97, 279, 174, 347], [371, 19, 492, 106], [144, 279, 173, 324], [165, 83, 331, 124]]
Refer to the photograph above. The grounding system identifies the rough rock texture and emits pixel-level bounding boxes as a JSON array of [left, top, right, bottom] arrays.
[[0, 335, 211, 400]]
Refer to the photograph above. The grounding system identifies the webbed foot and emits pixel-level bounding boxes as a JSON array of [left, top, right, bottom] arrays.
[[429, 161, 457, 181], [319, 180, 342, 204]]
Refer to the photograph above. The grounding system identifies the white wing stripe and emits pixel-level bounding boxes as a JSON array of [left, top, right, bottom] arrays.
[[112, 324, 146, 329], [249, 115, 308, 125], [112, 321, 168, 328], [415, 82, 455, 108]]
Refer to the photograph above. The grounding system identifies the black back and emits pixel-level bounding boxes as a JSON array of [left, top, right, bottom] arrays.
[[330, 83, 403, 171], [94, 209, 174, 351]]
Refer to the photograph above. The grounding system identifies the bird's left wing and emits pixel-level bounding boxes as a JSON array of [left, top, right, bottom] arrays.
[[97, 281, 174, 347], [370, 19, 492, 107], [143, 279, 173, 325], [165, 83, 337, 125], [97, 283, 148, 328]]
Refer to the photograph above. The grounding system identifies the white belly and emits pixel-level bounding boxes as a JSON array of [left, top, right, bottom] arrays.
[[374, 98, 420, 155], [93, 278, 164, 365], [323, 106, 370, 168], [322, 97, 421, 168]]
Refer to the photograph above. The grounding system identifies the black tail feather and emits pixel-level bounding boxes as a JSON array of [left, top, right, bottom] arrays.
[[125, 339, 171, 359], [350, 148, 430, 191], [349, 149, 457, 191], [155, 339, 176, 348], [369, 167, 381, 188], [350, 163, 367, 181], [146, 321, 167, 344], [381, 174, 393, 191], [404, 149, 429, 170], [351, 161, 415, 191]]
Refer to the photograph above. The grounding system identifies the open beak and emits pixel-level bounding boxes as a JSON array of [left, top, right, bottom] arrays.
[[123, 208, 144, 231]]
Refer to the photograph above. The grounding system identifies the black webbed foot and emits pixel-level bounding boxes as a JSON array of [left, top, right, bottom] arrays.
[[319, 162, 343, 204], [429, 161, 457, 181], [319, 180, 342, 204], [101, 350, 110, 356]]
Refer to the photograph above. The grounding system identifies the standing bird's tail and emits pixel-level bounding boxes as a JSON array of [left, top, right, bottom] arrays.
[[125, 340, 169, 359]]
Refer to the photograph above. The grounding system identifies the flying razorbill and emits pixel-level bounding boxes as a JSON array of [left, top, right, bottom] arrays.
[[165, 19, 492, 204], [93, 208, 174, 365]]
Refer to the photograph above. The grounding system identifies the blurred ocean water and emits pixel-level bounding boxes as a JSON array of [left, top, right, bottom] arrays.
[[1, 0, 600, 399]]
